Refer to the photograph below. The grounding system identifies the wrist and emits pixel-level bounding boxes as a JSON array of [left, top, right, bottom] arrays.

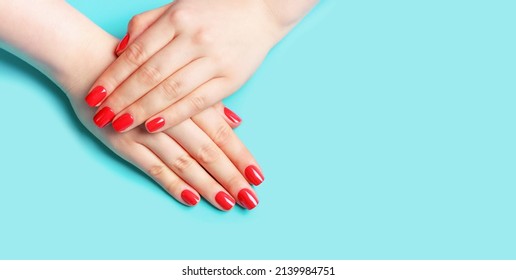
[[260, 0, 319, 36], [56, 34, 118, 103]]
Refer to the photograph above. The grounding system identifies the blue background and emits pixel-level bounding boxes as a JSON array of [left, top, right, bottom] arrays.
[[1, 0, 515, 259]]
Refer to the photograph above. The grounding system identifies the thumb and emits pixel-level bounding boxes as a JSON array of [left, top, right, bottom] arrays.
[[114, 3, 172, 56]]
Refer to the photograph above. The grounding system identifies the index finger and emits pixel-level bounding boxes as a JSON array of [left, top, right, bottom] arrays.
[[84, 15, 177, 107]]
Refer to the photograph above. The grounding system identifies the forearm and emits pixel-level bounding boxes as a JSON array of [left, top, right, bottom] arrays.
[[0, 0, 117, 99], [262, 0, 319, 31]]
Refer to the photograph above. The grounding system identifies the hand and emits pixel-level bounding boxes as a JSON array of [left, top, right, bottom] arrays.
[[74, 97, 262, 211], [67, 38, 264, 210], [85, 0, 286, 133], [0, 0, 264, 210]]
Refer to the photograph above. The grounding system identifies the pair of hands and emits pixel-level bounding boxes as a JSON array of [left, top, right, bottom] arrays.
[[83, 0, 285, 210]]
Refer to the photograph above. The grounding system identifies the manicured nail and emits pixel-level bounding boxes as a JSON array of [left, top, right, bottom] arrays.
[[181, 189, 200, 206], [146, 117, 165, 133], [112, 113, 134, 132], [115, 33, 130, 55], [215, 192, 235, 211], [245, 165, 264, 186], [237, 189, 259, 210], [224, 107, 242, 124], [85, 86, 107, 107], [93, 107, 115, 128]]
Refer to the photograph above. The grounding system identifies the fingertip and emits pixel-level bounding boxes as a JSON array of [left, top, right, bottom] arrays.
[[244, 165, 265, 186], [215, 191, 235, 211], [114, 33, 130, 56], [223, 107, 242, 127], [181, 189, 200, 206], [146, 117, 166, 133], [237, 188, 259, 210]]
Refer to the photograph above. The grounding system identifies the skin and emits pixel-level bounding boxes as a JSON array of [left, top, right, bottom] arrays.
[[0, 0, 262, 211], [89, 0, 319, 133]]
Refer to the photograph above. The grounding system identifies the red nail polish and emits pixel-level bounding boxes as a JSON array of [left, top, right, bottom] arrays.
[[215, 192, 235, 211], [245, 165, 264, 186], [146, 117, 165, 133], [85, 86, 107, 107], [115, 33, 130, 55], [224, 107, 242, 124], [112, 113, 134, 132], [93, 107, 115, 128], [237, 189, 259, 210], [181, 189, 200, 206]]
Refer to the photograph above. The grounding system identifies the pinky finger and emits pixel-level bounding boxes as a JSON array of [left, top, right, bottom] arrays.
[[125, 143, 201, 206], [214, 102, 242, 129]]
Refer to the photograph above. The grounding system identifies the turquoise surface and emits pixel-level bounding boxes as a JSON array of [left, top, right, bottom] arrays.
[[1, 0, 515, 259]]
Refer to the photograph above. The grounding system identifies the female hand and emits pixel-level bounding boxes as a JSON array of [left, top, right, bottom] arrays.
[[85, 0, 287, 133], [0, 0, 264, 210], [77, 101, 263, 211]]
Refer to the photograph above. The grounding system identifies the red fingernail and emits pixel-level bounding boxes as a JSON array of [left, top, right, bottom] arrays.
[[112, 113, 134, 132], [237, 189, 259, 210], [245, 165, 264, 186], [115, 33, 130, 55], [181, 189, 200, 206], [224, 107, 242, 124], [93, 107, 115, 128], [215, 192, 235, 211], [146, 117, 165, 133], [85, 86, 107, 107]]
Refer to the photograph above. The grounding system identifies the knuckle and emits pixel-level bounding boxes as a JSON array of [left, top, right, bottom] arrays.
[[108, 136, 131, 151], [148, 164, 167, 177], [125, 41, 146, 66], [171, 154, 194, 173], [192, 28, 215, 45], [128, 15, 144, 32], [161, 78, 182, 101], [196, 143, 220, 165], [167, 9, 191, 25], [138, 65, 162, 84], [226, 175, 244, 190], [105, 94, 122, 109], [188, 95, 206, 112], [164, 178, 182, 194], [127, 104, 145, 121], [213, 124, 232, 146]]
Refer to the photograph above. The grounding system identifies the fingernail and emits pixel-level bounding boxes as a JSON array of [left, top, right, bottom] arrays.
[[245, 165, 264, 186], [215, 192, 235, 211], [115, 33, 130, 55], [85, 86, 107, 107], [93, 107, 115, 128], [237, 189, 259, 210], [181, 189, 200, 206], [112, 113, 134, 132], [146, 117, 165, 133], [224, 107, 242, 124]]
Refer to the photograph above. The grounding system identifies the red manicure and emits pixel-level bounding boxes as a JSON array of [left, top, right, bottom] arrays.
[[244, 165, 264, 186], [224, 107, 242, 124], [85, 86, 107, 107], [181, 190, 200, 206], [112, 113, 134, 132], [115, 33, 130, 55], [146, 117, 165, 133], [237, 189, 259, 210], [215, 192, 235, 211], [93, 107, 115, 128]]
